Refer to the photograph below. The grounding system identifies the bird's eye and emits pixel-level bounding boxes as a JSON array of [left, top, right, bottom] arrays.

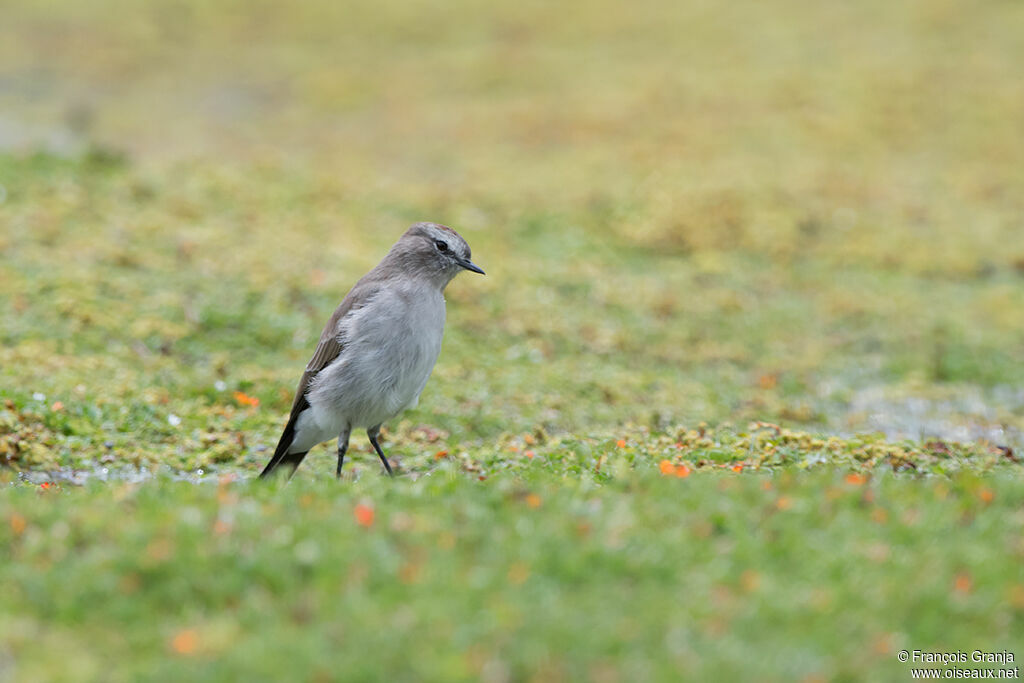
[[435, 240, 449, 252]]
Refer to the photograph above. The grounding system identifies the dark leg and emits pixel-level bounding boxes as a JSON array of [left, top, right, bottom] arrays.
[[367, 425, 394, 477], [336, 427, 351, 479]]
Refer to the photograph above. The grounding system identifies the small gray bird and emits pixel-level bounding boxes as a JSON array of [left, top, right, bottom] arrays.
[[259, 222, 484, 480]]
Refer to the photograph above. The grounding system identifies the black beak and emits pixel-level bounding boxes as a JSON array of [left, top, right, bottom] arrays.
[[457, 257, 485, 275]]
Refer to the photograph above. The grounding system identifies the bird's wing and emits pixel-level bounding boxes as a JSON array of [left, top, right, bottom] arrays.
[[290, 281, 381, 414], [289, 305, 348, 413]]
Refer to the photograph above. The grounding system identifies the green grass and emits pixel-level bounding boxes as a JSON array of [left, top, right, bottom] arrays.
[[4, 470, 1023, 681], [2, 0, 1024, 679]]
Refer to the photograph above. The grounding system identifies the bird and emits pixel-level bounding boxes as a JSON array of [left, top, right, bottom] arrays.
[[259, 222, 484, 480]]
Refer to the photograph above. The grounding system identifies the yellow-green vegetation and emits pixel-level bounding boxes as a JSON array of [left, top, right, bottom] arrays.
[[4, 472, 1022, 681], [1, 0, 1023, 680]]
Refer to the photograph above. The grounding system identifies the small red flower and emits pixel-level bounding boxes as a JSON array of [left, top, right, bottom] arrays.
[[659, 460, 691, 478], [353, 503, 374, 528], [171, 629, 199, 655], [233, 391, 260, 407]]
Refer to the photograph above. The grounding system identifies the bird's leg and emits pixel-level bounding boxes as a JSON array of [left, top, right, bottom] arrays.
[[336, 427, 351, 479], [367, 425, 394, 477]]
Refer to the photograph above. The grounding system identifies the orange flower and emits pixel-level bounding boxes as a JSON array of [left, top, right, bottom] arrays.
[[953, 572, 972, 595], [434, 449, 449, 459], [50, 401, 64, 411], [616, 439, 627, 448], [660, 460, 691, 478], [170, 628, 199, 655], [524, 450, 535, 459], [233, 391, 259, 407], [353, 503, 375, 528], [776, 496, 793, 510], [9, 514, 26, 536], [978, 488, 995, 504], [525, 493, 542, 508], [845, 473, 867, 486], [731, 464, 744, 473], [38, 482, 55, 491]]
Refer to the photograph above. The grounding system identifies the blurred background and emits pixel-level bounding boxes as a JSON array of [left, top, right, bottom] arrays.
[[2, 0, 1023, 468], [3, 3, 1024, 681]]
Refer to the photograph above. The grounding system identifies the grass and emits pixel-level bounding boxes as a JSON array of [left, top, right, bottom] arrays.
[[4, 470, 1023, 681], [2, 0, 1024, 680]]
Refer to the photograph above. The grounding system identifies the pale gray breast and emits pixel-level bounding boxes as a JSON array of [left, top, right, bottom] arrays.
[[386, 284, 446, 402], [308, 282, 446, 427]]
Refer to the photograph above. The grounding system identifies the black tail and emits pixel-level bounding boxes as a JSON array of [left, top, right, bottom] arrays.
[[259, 398, 310, 479]]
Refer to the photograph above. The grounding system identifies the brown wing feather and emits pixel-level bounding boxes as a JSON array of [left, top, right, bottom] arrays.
[[290, 307, 346, 412]]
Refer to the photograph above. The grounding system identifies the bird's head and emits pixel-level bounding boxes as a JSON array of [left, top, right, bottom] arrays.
[[390, 222, 484, 287]]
